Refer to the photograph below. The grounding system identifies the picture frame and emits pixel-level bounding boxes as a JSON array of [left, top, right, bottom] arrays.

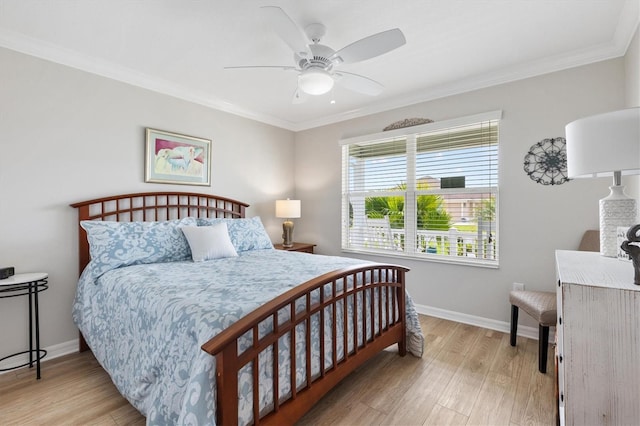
[[617, 226, 632, 262], [145, 128, 211, 186]]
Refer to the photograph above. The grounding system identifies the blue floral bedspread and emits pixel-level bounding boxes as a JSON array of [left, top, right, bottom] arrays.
[[72, 249, 423, 425]]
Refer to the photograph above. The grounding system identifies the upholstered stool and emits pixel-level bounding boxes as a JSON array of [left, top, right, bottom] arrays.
[[509, 290, 556, 373]]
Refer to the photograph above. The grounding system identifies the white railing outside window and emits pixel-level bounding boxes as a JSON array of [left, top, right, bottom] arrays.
[[356, 223, 496, 259]]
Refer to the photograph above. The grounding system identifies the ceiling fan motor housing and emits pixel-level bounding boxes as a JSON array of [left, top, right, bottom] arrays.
[[295, 44, 336, 71]]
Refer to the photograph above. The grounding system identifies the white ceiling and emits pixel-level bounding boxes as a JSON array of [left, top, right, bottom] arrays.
[[1, 1, 638, 131]]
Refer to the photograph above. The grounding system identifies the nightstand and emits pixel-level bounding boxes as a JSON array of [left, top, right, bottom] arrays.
[[274, 242, 316, 254], [0, 272, 49, 379]]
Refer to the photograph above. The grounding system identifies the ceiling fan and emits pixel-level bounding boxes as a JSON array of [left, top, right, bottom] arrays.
[[225, 6, 406, 103]]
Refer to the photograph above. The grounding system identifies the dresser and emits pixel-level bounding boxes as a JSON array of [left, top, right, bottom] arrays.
[[555, 250, 640, 426]]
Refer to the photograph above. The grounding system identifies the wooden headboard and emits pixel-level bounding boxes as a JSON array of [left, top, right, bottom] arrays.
[[70, 192, 249, 275]]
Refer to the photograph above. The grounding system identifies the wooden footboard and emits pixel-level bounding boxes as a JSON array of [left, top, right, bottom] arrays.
[[201, 263, 409, 426]]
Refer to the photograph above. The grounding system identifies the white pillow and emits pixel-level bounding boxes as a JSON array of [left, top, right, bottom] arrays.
[[181, 223, 238, 261]]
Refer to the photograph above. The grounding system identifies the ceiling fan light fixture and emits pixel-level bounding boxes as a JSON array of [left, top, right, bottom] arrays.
[[299, 69, 334, 95]]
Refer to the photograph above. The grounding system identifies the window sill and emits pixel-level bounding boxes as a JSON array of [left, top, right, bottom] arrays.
[[341, 248, 500, 269]]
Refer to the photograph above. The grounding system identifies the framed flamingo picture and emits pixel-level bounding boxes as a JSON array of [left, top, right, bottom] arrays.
[[145, 128, 211, 186]]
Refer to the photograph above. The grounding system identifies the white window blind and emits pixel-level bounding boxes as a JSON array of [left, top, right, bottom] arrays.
[[341, 111, 500, 266]]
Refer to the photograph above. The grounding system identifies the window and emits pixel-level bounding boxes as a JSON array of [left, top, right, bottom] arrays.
[[341, 111, 501, 266]]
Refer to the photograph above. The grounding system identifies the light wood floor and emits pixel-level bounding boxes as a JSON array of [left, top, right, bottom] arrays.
[[0, 315, 555, 425]]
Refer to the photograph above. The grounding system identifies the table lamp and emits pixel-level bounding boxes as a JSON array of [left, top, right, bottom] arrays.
[[566, 107, 640, 257], [275, 199, 301, 248]]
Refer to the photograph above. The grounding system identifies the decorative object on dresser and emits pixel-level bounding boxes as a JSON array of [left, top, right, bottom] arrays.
[[620, 224, 640, 285], [616, 226, 632, 261], [565, 107, 640, 257], [523, 137, 570, 185], [555, 250, 640, 425], [273, 242, 316, 253], [275, 198, 301, 248], [145, 128, 212, 186]]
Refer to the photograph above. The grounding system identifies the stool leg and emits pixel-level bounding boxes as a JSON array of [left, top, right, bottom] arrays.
[[539, 324, 549, 373], [510, 305, 518, 346]]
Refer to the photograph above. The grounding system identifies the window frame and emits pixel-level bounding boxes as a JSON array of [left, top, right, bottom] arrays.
[[340, 110, 501, 268]]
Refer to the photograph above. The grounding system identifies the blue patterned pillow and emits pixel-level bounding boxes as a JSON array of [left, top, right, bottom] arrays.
[[196, 216, 273, 252], [81, 217, 197, 279]]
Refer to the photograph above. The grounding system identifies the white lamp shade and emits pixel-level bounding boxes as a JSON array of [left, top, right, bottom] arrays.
[[275, 199, 301, 218], [298, 69, 334, 95], [565, 107, 640, 178], [565, 107, 640, 257]]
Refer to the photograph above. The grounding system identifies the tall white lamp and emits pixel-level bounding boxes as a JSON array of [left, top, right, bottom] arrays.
[[275, 199, 301, 248], [566, 107, 640, 257]]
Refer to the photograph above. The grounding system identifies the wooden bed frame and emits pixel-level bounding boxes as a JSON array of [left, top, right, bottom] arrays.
[[71, 191, 409, 426]]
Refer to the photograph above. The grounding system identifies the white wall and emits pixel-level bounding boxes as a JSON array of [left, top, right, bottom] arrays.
[[625, 26, 640, 108], [624, 25, 640, 207], [294, 58, 627, 328], [0, 47, 295, 358]]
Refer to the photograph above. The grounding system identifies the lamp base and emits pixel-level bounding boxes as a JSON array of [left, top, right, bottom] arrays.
[[282, 220, 294, 248], [599, 185, 637, 257]]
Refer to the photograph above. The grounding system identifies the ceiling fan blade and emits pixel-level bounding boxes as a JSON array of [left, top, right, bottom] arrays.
[[330, 28, 406, 65], [261, 6, 312, 58], [224, 65, 297, 71], [334, 71, 384, 96]]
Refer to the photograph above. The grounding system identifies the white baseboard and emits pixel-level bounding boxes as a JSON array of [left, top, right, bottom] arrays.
[[413, 303, 554, 342], [46, 338, 79, 359], [0, 338, 78, 375]]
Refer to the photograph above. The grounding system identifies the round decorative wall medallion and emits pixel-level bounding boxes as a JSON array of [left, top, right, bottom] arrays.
[[523, 137, 570, 185]]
